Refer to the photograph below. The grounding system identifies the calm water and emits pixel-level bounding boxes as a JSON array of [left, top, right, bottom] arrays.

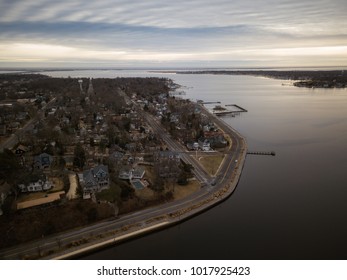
[[45, 70, 347, 259]]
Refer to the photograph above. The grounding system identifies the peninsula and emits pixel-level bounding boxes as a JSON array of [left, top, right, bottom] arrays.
[[0, 73, 247, 259], [176, 70, 347, 88]]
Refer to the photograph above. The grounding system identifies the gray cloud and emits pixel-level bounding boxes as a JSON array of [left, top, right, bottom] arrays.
[[0, 0, 346, 67]]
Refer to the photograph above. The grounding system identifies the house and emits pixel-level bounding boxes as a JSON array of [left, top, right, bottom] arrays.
[[132, 167, 145, 179], [14, 144, 29, 156], [125, 143, 137, 151], [16, 112, 29, 121], [119, 167, 133, 180], [63, 155, 74, 169], [198, 138, 211, 151], [154, 151, 180, 163], [82, 164, 109, 198], [109, 151, 124, 164], [9, 122, 20, 131], [186, 142, 199, 151], [18, 178, 53, 192], [33, 153, 53, 169], [118, 167, 146, 180], [208, 135, 228, 148]]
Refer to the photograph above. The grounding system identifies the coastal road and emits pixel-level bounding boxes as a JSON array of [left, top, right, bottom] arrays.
[[0, 101, 246, 260]]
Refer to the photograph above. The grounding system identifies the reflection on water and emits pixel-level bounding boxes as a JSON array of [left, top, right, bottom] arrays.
[[46, 70, 347, 259]]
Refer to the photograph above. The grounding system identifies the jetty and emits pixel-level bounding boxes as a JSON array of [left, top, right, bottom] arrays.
[[225, 104, 248, 113], [247, 151, 276, 156], [214, 111, 235, 116], [202, 101, 221, 105]]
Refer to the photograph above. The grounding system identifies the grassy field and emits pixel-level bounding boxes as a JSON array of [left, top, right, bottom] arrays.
[[198, 154, 225, 176], [172, 180, 200, 200]]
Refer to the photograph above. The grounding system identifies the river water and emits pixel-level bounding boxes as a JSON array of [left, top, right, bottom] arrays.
[[44, 69, 347, 259]]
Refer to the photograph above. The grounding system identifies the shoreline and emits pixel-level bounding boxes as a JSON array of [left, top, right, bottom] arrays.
[[51, 146, 247, 260], [0, 93, 247, 260], [48, 112, 247, 260], [49, 107, 248, 260]]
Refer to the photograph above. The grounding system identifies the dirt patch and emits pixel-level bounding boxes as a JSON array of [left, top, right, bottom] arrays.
[[17, 191, 65, 209], [66, 173, 78, 200]]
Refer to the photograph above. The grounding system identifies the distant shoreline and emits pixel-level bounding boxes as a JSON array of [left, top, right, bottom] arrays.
[[173, 70, 347, 89], [1, 68, 347, 89]]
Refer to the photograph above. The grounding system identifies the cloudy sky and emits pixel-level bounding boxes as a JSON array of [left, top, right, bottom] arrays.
[[0, 0, 346, 68]]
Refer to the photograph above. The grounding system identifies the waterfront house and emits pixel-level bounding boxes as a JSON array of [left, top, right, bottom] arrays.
[[82, 164, 109, 198]]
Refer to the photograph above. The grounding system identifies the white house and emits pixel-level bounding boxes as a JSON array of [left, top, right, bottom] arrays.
[[198, 138, 211, 151], [18, 179, 54, 192]]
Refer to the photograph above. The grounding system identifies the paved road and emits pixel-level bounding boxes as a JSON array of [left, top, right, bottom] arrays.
[[0, 100, 246, 260]]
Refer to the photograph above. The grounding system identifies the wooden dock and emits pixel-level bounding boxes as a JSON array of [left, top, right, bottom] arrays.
[[225, 104, 248, 113], [202, 101, 221, 104], [214, 111, 236, 116], [247, 151, 276, 156]]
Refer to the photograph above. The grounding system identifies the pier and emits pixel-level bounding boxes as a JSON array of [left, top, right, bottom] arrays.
[[225, 104, 248, 113], [247, 151, 276, 156], [214, 111, 236, 116], [202, 101, 221, 105]]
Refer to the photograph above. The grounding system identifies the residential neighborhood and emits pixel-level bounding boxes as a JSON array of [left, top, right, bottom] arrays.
[[0, 73, 229, 250]]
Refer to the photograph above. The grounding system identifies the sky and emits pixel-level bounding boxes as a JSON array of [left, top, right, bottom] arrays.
[[0, 0, 346, 68]]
